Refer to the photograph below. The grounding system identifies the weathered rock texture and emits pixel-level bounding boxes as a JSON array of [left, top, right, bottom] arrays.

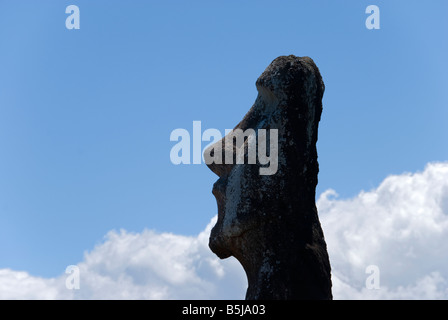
[[205, 55, 332, 300]]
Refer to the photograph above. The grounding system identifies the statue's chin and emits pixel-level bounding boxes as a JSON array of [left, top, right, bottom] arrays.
[[209, 225, 232, 259]]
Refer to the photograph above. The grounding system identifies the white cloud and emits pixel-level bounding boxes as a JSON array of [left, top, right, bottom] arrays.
[[1, 162, 448, 299], [0, 269, 60, 299], [0, 217, 247, 300], [73, 221, 247, 299], [319, 162, 448, 299]]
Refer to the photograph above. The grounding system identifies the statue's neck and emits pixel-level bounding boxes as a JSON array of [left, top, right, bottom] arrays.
[[236, 239, 332, 300], [243, 254, 298, 300]]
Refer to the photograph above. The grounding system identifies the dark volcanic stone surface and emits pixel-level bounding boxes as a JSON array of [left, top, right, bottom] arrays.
[[205, 55, 332, 300]]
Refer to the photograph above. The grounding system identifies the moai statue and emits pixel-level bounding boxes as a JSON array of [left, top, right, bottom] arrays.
[[205, 55, 332, 300]]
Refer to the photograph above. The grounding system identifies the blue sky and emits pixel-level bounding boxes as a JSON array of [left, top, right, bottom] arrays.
[[0, 0, 447, 282]]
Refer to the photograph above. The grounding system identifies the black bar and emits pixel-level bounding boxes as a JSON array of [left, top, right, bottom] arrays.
[[0, 300, 445, 318]]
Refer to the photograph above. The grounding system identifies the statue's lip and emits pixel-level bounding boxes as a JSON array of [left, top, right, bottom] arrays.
[[212, 177, 227, 224], [212, 177, 227, 198]]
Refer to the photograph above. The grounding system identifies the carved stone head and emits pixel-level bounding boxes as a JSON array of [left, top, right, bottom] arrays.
[[204, 55, 332, 299]]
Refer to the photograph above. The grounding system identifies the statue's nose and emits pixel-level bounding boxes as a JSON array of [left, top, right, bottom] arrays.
[[204, 137, 235, 177]]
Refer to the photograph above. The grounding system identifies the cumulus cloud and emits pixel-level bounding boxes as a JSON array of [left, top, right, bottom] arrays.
[[319, 162, 448, 299], [73, 220, 247, 299], [1, 162, 448, 299], [0, 218, 247, 299], [0, 269, 61, 299]]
